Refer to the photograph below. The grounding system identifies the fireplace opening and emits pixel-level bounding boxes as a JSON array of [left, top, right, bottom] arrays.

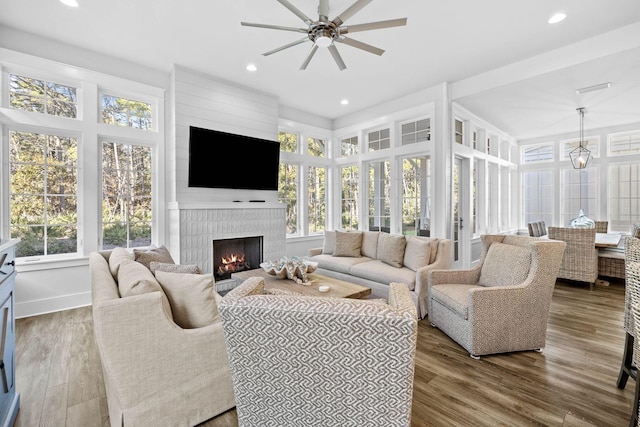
[[212, 236, 263, 281]]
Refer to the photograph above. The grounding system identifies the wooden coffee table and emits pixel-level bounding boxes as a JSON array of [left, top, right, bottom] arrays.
[[231, 268, 371, 299]]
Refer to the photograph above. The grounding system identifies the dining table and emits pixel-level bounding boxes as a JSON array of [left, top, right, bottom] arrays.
[[595, 232, 622, 248]]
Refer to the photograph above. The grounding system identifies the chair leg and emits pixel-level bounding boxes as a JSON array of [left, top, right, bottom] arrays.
[[630, 376, 640, 427], [619, 333, 636, 389], [470, 354, 480, 360]]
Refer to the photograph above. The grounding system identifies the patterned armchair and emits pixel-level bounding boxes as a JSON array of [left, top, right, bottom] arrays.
[[547, 226, 598, 289], [428, 234, 566, 358], [219, 277, 418, 427]]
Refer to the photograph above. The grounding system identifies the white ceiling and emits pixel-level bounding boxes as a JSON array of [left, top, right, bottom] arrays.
[[1, 0, 639, 139]]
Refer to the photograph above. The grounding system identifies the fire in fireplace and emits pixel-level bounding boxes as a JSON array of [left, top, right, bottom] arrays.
[[212, 236, 263, 281]]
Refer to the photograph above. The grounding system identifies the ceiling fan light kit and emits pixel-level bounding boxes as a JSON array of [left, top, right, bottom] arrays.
[[241, 0, 407, 70]]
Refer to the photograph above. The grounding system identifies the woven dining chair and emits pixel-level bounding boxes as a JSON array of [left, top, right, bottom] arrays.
[[625, 237, 640, 427], [618, 237, 640, 389], [595, 220, 609, 233], [547, 226, 598, 290]]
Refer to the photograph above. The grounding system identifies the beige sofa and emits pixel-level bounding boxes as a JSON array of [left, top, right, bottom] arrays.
[[89, 249, 235, 427], [308, 230, 451, 319]]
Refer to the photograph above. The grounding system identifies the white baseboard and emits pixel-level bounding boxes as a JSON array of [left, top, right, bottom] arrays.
[[15, 292, 91, 319]]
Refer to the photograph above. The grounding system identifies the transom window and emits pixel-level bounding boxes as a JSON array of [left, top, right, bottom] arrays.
[[368, 128, 390, 151], [609, 131, 640, 156], [307, 137, 326, 157], [9, 130, 78, 257], [278, 131, 298, 153], [401, 119, 430, 145], [9, 74, 78, 118], [341, 136, 358, 157], [522, 143, 554, 163], [101, 141, 152, 249], [100, 94, 152, 130], [560, 137, 599, 160]]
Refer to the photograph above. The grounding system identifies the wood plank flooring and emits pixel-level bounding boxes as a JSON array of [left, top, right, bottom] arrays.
[[14, 279, 634, 426]]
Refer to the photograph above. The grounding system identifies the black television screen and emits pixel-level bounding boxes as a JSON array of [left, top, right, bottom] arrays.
[[188, 126, 280, 191]]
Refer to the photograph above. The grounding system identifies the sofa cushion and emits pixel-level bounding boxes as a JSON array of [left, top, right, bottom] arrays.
[[150, 262, 201, 275], [478, 242, 531, 287], [431, 284, 481, 320], [377, 233, 407, 268], [322, 230, 336, 254], [109, 247, 134, 278], [134, 245, 175, 269], [117, 259, 165, 297], [403, 236, 432, 271], [349, 260, 416, 290], [155, 270, 222, 329], [361, 231, 380, 259], [310, 253, 372, 274], [333, 230, 363, 257]]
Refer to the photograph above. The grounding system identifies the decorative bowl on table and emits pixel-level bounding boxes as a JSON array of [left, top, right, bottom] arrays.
[[260, 257, 318, 285]]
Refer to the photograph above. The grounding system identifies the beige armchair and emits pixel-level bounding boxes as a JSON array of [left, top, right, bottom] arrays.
[[547, 226, 598, 289], [219, 277, 418, 427], [428, 234, 566, 358]]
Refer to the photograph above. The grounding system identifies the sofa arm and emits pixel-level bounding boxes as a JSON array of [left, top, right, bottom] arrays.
[[308, 247, 322, 257], [93, 291, 233, 414]]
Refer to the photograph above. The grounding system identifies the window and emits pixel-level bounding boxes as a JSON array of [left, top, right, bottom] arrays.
[[10, 74, 78, 118], [278, 131, 298, 153], [454, 119, 463, 144], [101, 94, 152, 130], [9, 130, 78, 257], [561, 137, 599, 160], [401, 119, 430, 146], [368, 161, 390, 232], [101, 141, 152, 249], [522, 143, 553, 163], [341, 165, 359, 230], [402, 156, 430, 236], [307, 137, 326, 157], [609, 163, 640, 232], [308, 166, 326, 234], [278, 163, 298, 235], [368, 128, 390, 152], [341, 136, 358, 157], [609, 131, 640, 156], [561, 167, 598, 227], [472, 160, 477, 235], [522, 170, 553, 227]]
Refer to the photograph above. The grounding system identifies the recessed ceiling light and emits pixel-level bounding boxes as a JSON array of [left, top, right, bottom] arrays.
[[60, 0, 79, 7], [246, 64, 257, 72], [341, 99, 349, 105], [548, 12, 566, 24]]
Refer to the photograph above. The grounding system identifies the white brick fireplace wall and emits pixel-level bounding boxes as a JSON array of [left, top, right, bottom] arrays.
[[168, 202, 286, 275]]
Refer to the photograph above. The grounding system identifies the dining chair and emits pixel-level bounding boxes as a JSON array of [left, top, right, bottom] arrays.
[[547, 227, 598, 290], [627, 237, 640, 427], [595, 220, 609, 233]]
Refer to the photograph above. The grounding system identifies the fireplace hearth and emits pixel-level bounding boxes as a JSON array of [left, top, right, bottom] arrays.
[[212, 236, 263, 281]]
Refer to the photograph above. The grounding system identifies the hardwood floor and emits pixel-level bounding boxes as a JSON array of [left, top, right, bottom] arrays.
[[15, 279, 634, 426]]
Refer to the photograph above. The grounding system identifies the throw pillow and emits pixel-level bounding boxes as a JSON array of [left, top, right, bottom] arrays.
[[322, 230, 337, 254], [332, 230, 363, 257], [155, 270, 222, 329], [108, 247, 134, 278], [477, 242, 531, 287], [134, 245, 175, 269], [403, 236, 431, 271], [361, 231, 380, 259], [117, 259, 165, 297], [150, 262, 201, 275], [377, 233, 407, 268]]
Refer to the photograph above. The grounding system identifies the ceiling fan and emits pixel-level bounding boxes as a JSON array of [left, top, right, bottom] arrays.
[[241, 0, 407, 70]]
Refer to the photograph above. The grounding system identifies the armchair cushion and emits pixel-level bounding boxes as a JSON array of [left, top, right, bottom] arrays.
[[155, 270, 222, 329], [109, 247, 134, 278], [478, 242, 531, 287], [377, 233, 407, 267], [431, 284, 481, 319], [117, 259, 164, 297], [332, 230, 362, 257]]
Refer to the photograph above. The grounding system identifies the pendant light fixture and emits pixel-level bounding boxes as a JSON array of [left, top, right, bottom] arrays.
[[569, 107, 592, 169], [569, 107, 595, 228]]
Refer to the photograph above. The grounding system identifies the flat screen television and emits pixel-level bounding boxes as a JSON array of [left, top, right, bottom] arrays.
[[188, 126, 280, 191]]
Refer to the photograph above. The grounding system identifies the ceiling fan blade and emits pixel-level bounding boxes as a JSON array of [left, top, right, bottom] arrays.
[[276, 0, 314, 24], [337, 37, 384, 56], [241, 22, 307, 33], [332, 0, 373, 27], [263, 38, 309, 56], [300, 45, 319, 70], [342, 18, 407, 33], [328, 45, 347, 70]]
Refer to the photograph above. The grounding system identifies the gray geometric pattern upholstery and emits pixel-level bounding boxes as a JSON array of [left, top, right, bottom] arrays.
[[219, 277, 418, 427], [428, 234, 566, 358]]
